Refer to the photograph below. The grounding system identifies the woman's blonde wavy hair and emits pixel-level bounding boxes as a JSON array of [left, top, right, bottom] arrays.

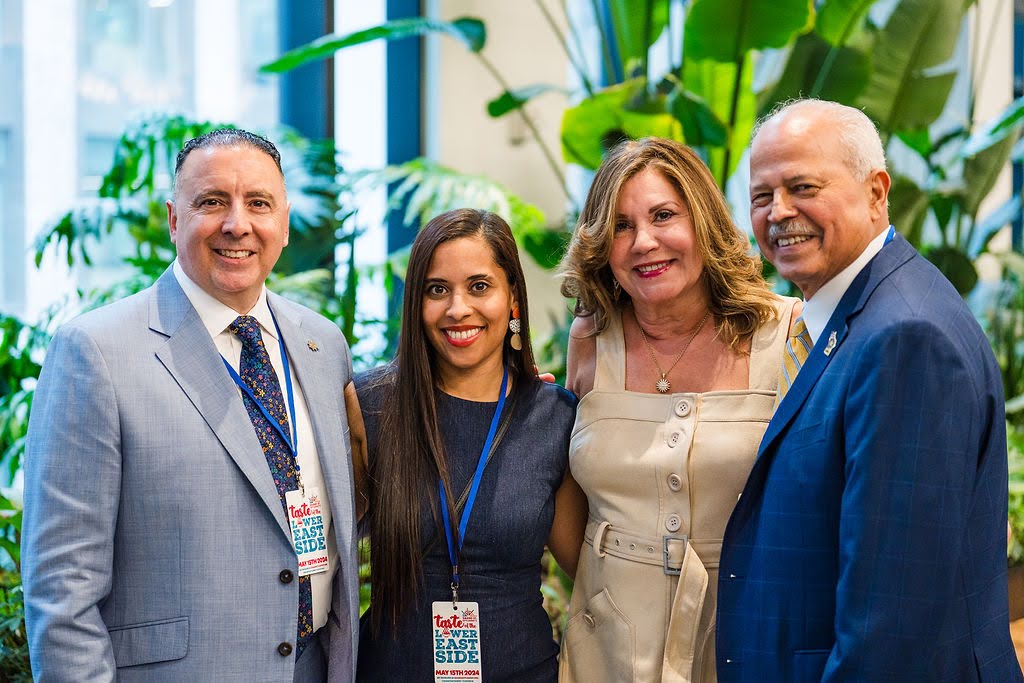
[[559, 137, 778, 350]]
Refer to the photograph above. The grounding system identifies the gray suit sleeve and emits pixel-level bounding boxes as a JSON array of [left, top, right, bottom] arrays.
[[23, 324, 121, 681]]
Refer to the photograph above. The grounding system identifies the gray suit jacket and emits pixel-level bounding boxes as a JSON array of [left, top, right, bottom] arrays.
[[22, 269, 359, 681]]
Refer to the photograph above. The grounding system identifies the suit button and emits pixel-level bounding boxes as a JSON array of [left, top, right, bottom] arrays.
[[674, 400, 691, 417], [665, 514, 681, 532], [277, 641, 293, 657], [279, 569, 294, 583], [667, 431, 682, 447], [583, 612, 596, 629], [667, 473, 682, 491]]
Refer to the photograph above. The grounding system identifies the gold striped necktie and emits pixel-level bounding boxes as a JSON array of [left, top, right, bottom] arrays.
[[778, 315, 813, 403]]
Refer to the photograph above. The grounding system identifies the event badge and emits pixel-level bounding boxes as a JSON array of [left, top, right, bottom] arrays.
[[285, 487, 329, 576], [431, 600, 482, 683]]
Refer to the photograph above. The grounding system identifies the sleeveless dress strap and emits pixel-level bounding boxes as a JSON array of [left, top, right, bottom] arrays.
[[747, 296, 799, 392], [592, 308, 626, 391]]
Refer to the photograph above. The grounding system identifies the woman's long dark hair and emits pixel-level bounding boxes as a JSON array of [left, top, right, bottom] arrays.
[[367, 208, 538, 634]]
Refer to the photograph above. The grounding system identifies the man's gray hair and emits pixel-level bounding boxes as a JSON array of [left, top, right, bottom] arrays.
[[171, 128, 284, 200], [752, 99, 887, 180]]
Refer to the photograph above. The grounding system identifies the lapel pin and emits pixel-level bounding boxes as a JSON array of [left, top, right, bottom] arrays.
[[307, 340, 319, 352], [823, 330, 837, 356]]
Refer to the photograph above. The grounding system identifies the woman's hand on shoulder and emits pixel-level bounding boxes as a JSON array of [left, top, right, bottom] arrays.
[[344, 381, 369, 522], [566, 315, 598, 398], [789, 298, 804, 336]]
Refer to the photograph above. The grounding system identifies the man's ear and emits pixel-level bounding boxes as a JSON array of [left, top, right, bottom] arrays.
[[167, 200, 178, 243], [283, 201, 291, 247], [868, 168, 891, 221]]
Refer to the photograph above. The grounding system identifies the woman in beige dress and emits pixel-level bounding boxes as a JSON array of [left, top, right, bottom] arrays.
[[558, 138, 797, 682]]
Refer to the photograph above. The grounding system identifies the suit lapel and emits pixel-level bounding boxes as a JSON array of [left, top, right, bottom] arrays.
[[269, 295, 353, 540], [756, 235, 918, 460], [151, 271, 291, 539]]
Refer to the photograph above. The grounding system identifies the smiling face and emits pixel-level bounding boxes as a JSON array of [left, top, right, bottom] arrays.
[[608, 167, 705, 313], [421, 235, 517, 388], [749, 108, 890, 299], [167, 144, 290, 313]]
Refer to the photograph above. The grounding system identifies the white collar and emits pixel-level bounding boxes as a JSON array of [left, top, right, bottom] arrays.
[[801, 226, 891, 344], [172, 260, 277, 340]]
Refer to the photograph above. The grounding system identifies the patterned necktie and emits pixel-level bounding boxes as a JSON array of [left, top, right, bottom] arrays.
[[229, 315, 313, 658], [777, 315, 813, 404]]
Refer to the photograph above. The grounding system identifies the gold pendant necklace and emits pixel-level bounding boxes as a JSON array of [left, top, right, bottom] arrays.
[[637, 310, 710, 394]]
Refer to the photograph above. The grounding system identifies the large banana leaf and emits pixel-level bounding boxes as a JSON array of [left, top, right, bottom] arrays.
[[260, 17, 486, 73], [684, 56, 757, 185], [925, 244, 978, 296], [560, 81, 683, 170], [815, 0, 875, 45], [684, 0, 814, 62], [760, 32, 872, 111], [667, 87, 728, 147], [888, 173, 930, 248], [855, 0, 965, 134], [608, 0, 670, 74], [972, 196, 1023, 257], [959, 97, 1024, 216], [962, 134, 1021, 217], [961, 96, 1024, 157]]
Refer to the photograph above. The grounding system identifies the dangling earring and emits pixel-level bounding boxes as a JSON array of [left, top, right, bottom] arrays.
[[612, 278, 621, 302], [508, 305, 523, 351]]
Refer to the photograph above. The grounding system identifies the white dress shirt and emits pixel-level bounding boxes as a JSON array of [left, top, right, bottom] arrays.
[[173, 260, 338, 631], [800, 226, 893, 345]]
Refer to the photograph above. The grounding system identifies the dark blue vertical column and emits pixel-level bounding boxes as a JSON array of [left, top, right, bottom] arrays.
[[386, 0, 423, 326], [279, 0, 333, 139], [1013, 9, 1023, 251], [275, 1, 337, 280], [598, 0, 622, 85], [386, 0, 422, 254]]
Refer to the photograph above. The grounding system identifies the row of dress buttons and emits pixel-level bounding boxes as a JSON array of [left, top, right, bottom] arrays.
[[666, 400, 691, 532], [668, 400, 691, 447]]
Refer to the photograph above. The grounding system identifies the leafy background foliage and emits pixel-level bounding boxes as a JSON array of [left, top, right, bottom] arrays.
[[2, 0, 1022, 675]]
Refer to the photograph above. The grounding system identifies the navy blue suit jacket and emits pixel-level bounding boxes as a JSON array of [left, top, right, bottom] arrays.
[[717, 234, 1021, 681]]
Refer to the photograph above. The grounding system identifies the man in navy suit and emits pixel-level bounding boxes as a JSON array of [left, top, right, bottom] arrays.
[[716, 99, 1021, 681]]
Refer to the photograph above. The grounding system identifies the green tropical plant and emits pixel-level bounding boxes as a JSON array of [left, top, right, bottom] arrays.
[[986, 250, 1024, 420], [0, 312, 40, 681], [260, 0, 1024, 619], [345, 158, 568, 271], [1007, 421, 1024, 565], [889, 99, 1024, 294], [262, 1, 1021, 299]]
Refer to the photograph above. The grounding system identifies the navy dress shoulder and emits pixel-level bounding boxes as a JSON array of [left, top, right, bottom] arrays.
[[355, 370, 577, 682]]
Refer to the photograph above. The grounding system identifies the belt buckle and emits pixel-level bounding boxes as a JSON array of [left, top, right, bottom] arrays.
[[592, 520, 611, 558], [663, 535, 687, 575]]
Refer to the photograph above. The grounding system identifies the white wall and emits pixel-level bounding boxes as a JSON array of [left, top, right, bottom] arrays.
[[335, 0, 388, 362], [972, 0, 1016, 240]]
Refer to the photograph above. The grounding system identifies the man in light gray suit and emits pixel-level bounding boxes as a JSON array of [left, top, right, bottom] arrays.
[[22, 129, 359, 681]]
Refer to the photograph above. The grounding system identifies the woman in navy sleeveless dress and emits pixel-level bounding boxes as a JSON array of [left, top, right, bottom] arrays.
[[349, 209, 586, 682]]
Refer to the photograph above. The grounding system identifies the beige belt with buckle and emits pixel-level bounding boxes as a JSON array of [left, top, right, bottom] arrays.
[[585, 519, 721, 573]]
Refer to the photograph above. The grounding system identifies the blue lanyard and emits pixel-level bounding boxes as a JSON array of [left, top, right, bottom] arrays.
[[221, 309, 299, 460], [884, 224, 895, 245], [438, 365, 508, 605]]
